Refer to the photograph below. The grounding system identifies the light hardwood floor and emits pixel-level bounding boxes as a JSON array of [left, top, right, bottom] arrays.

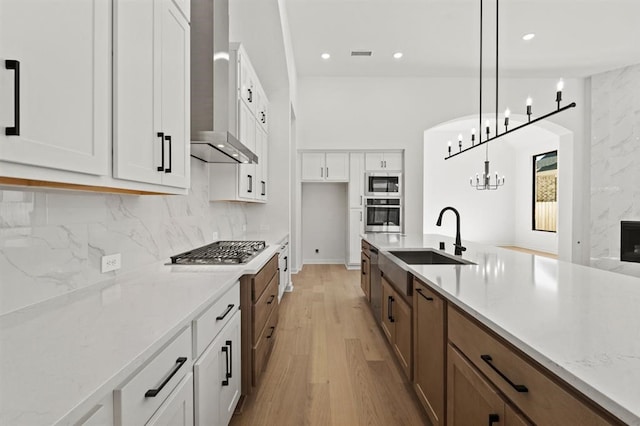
[[499, 246, 558, 259], [231, 264, 430, 426]]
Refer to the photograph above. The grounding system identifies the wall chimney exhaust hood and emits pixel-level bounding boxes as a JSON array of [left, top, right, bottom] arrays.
[[190, 0, 258, 164]]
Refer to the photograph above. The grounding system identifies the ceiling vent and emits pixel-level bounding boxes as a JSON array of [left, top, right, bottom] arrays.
[[351, 50, 372, 57]]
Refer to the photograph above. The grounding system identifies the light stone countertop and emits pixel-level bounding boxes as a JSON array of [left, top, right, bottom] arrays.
[[0, 241, 282, 426], [363, 233, 640, 425]]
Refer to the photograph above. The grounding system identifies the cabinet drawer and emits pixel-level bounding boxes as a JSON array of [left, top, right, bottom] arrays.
[[253, 306, 278, 385], [361, 240, 371, 257], [252, 272, 278, 345], [193, 282, 240, 357], [253, 254, 278, 301], [448, 307, 612, 426], [114, 326, 192, 426]]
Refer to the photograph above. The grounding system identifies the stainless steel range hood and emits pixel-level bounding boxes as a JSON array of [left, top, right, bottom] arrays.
[[190, 0, 258, 164]]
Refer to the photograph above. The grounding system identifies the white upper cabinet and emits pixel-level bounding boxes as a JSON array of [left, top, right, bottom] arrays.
[[0, 0, 110, 175], [365, 152, 403, 171], [349, 153, 365, 208], [301, 152, 349, 182], [113, 0, 190, 189], [256, 126, 268, 201], [210, 44, 268, 203]]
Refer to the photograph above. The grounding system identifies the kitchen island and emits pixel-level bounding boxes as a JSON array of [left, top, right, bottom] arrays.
[[363, 233, 640, 425]]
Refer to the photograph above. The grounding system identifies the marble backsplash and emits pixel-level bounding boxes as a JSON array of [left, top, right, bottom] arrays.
[[0, 159, 249, 315], [590, 63, 640, 277]]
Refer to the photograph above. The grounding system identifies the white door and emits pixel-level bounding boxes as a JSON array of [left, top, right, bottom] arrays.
[[365, 152, 385, 171], [349, 153, 365, 208], [113, 0, 162, 184], [238, 51, 255, 115], [0, 0, 109, 175], [238, 101, 256, 152], [301, 152, 325, 181], [383, 152, 403, 171], [325, 152, 349, 181], [349, 208, 364, 265], [146, 374, 194, 426], [194, 311, 241, 426], [159, 0, 190, 188], [219, 312, 241, 426], [256, 126, 268, 201]]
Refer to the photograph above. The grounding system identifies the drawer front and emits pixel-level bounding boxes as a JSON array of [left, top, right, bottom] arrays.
[[252, 306, 278, 386], [252, 272, 278, 345], [115, 326, 192, 426], [252, 254, 278, 301], [193, 282, 240, 357], [448, 307, 612, 426], [361, 239, 371, 256]]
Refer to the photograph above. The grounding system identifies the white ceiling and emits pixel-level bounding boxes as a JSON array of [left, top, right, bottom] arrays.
[[285, 0, 640, 78]]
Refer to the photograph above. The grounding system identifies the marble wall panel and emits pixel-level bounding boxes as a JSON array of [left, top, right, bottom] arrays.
[[590, 63, 640, 278], [0, 159, 249, 314]]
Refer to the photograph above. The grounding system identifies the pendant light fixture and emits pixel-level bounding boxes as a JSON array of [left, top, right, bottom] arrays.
[[445, 0, 577, 187]]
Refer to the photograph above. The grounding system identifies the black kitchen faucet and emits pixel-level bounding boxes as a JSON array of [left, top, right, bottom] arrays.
[[436, 207, 467, 256]]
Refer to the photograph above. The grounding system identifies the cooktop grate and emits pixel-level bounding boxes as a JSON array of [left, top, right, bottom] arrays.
[[170, 240, 267, 264]]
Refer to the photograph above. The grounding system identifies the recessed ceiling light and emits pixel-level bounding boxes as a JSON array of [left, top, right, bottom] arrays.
[[217, 144, 225, 148], [522, 33, 535, 41], [232, 153, 238, 157], [321, 53, 331, 60], [393, 52, 403, 59]]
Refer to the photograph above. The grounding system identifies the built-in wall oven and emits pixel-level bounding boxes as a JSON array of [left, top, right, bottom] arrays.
[[365, 172, 402, 197], [365, 198, 402, 233]]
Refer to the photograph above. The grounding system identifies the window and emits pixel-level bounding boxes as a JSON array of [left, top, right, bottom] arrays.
[[532, 151, 558, 232]]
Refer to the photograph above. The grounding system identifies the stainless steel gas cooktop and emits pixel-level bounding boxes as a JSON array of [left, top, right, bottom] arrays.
[[170, 241, 267, 265]]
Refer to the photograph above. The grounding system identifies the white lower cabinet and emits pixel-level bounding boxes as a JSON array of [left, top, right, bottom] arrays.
[[348, 208, 364, 266], [194, 310, 241, 426], [114, 326, 192, 426], [145, 374, 194, 426]]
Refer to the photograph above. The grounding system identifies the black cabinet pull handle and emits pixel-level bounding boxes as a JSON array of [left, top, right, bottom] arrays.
[[267, 294, 275, 305], [156, 132, 165, 171], [164, 135, 172, 173], [145, 357, 187, 397], [390, 296, 395, 322], [226, 340, 233, 379], [488, 414, 500, 426], [261, 181, 266, 196], [284, 256, 288, 272], [481, 355, 529, 393], [216, 304, 234, 321], [247, 88, 253, 103], [5, 60, 20, 136], [221, 346, 230, 386], [416, 288, 434, 301], [247, 175, 253, 193], [387, 296, 395, 323], [266, 326, 275, 339]]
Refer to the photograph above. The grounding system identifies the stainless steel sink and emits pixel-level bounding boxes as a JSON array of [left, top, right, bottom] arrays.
[[388, 249, 475, 265]]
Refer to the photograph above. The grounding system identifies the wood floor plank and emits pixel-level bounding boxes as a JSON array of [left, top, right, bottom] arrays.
[[231, 264, 428, 426]]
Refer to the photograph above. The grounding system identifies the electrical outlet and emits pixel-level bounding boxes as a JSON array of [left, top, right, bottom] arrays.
[[101, 253, 122, 273], [212, 231, 219, 241], [260, 224, 270, 231], [242, 224, 247, 232]]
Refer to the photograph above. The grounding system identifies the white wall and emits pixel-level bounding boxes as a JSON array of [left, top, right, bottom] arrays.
[[423, 126, 517, 246], [301, 183, 347, 263], [296, 76, 587, 258], [424, 117, 566, 255], [513, 135, 559, 253]]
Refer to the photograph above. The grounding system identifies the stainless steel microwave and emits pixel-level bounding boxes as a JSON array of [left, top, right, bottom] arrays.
[[365, 172, 402, 197]]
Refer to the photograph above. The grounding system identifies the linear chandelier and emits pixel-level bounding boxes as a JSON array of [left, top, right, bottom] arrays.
[[444, 0, 577, 191]]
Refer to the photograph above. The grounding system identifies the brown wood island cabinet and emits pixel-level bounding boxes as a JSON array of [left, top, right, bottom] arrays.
[[447, 306, 618, 426], [361, 240, 371, 301], [239, 254, 279, 399], [381, 276, 412, 379], [413, 278, 446, 426]]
